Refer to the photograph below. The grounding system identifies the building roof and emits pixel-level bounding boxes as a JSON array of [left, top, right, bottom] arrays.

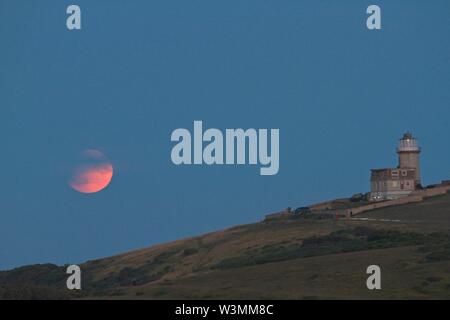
[[371, 167, 417, 181], [371, 168, 393, 172], [371, 167, 416, 172], [401, 132, 414, 140]]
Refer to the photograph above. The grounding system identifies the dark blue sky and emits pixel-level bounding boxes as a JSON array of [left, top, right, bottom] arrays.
[[1, 0, 449, 270]]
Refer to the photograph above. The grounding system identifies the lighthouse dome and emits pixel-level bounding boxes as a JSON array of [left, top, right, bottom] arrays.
[[398, 132, 420, 153]]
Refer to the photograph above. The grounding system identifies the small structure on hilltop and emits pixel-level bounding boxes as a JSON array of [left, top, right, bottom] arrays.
[[264, 131, 450, 222], [370, 132, 422, 201]]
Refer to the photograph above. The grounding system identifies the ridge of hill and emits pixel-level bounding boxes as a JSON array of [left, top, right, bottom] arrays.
[[1, 191, 450, 299]]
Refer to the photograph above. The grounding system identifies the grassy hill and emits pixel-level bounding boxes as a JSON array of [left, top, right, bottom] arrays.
[[1, 192, 450, 299]]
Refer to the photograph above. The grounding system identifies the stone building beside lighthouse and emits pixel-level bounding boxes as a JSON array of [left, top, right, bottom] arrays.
[[370, 132, 422, 201]]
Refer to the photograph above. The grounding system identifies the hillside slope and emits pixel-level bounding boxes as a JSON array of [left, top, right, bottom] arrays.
[[1, 192, 450, 299]]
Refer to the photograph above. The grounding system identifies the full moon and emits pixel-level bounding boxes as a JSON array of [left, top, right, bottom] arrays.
[[68, 149, 113, 193]]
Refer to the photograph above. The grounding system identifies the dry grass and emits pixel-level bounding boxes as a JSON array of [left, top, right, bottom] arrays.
[[2, 192, 450, 299]]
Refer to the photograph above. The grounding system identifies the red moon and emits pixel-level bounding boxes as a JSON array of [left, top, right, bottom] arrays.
[[69, 149, 113, 193]]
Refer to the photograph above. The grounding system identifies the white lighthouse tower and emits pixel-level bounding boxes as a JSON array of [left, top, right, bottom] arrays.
[[397, 132, 421, 187]]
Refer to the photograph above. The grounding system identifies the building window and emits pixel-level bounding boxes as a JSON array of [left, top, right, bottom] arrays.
[[402, 170, 407, 176], [392, 170, 399, 177]]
